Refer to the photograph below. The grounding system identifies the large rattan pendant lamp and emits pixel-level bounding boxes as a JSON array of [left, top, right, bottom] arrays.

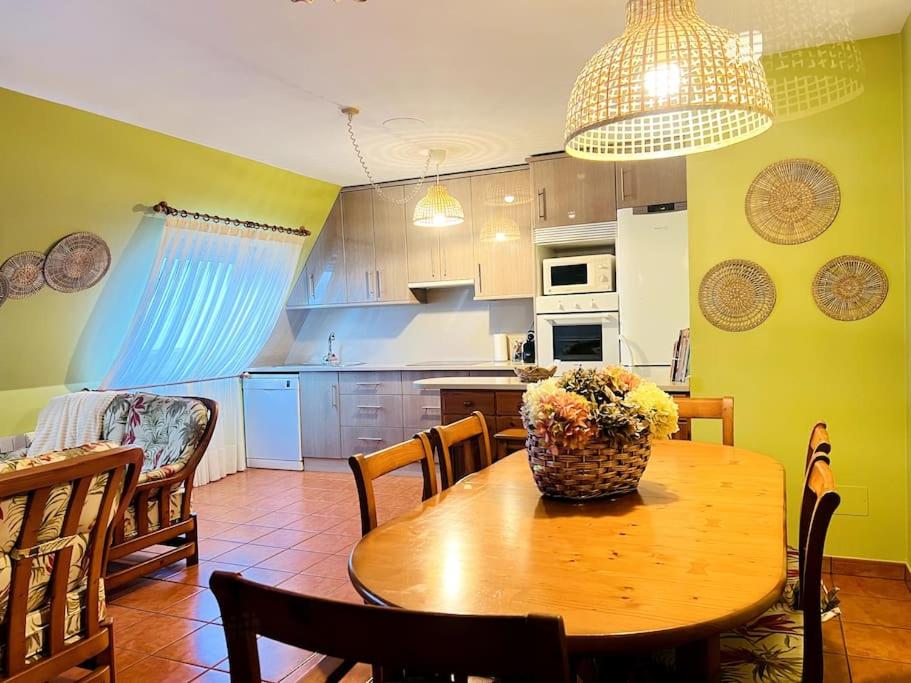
[[565, 0, 774, 161]]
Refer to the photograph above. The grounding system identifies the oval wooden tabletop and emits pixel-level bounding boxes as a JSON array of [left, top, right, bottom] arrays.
[[349, 440, 787, 655]]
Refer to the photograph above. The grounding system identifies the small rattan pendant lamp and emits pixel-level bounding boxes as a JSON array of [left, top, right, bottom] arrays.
[[565, 0, 774, 161], [413, 150, 465, 227]]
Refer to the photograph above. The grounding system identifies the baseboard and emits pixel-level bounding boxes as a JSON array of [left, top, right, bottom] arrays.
[[246, 458, 304, 471], [905, 563, 911, 593], [825, 554, 908, 580]]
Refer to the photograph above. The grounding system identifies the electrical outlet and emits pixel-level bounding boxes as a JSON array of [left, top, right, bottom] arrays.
[[834, 486, 869, 517]]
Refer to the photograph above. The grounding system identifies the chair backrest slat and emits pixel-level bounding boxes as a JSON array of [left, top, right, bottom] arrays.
[[805, 422, 831, 471], [431, 412, 494, 490], [674, 397, 734, 446], [348, 433, 437, 536], [211, 571, 571, 683]]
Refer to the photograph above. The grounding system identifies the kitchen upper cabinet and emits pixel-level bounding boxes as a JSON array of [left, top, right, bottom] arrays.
[[342, 189, 376, 304], [405, 176, 474, 284], [299, 371, 341, 459], [615, 157, 688, 209], [372, 186, 419, 303], [530, 154, 617, 229], [470, 170, 534, 300], [304, 196, 347, 306]]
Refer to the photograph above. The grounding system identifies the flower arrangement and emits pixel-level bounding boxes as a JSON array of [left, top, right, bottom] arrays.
[[521, 366, 679, 454]]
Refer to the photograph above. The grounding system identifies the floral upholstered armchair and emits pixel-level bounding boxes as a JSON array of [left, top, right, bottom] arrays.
[[100, 393, 218, 589], [0, 444, 142, 681]]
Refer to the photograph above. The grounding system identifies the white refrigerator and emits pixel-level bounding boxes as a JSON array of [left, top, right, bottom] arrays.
[[616, 207, 690, 381]]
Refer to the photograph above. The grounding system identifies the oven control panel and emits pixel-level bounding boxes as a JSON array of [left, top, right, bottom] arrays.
[[535, 292, 619, 314]]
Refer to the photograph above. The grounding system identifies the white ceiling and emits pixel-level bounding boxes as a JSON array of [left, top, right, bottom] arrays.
[[2, 0, 909, 185]]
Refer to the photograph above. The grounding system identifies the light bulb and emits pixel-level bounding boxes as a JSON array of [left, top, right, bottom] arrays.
[[432, 213, 447, 226], [643, 62, 682, 98], [496, 232, 507, 242], [503, 194, 516, 204]]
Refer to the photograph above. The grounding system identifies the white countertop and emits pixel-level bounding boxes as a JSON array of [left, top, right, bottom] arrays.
[[414, 376, 690, 393], [247, 361, 530, 373]]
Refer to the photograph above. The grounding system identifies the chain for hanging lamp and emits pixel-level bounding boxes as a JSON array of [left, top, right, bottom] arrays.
[[343, 107, 430, 205], [565, 0, 774, 161]]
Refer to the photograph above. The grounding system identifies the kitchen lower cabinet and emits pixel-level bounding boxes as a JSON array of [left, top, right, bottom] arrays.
[[342, 427, 406, 457], [299, 372, 341, 459]]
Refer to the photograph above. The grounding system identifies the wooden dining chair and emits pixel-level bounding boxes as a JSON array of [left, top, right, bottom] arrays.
[[348, 432, 438, 536], [805, 421, 831, 470], [430, 411, 494, 490], [673, 396, 735, 446], [719, 457, 840, 683], [210, 571, 571, 683]]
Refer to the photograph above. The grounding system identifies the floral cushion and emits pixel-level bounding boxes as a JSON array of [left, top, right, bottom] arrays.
[[720, 602, 804, 682], [0, 442, 120, 667], [121, 487, 184, 539], [102, 393, 209, 479]]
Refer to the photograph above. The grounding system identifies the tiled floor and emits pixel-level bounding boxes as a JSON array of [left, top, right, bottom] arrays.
[[64, 467, 911, 682]]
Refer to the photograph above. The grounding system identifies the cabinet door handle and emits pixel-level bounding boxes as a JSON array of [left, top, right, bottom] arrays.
[[537, 189, 547, 220], [620, 168, 631, 199], [330, 384, 338, 408], [357, 437, 385, 442], [365, 271, 372, 299], [463, 400, 474, 407], [357, 405, 383, 410], [356, 382, 381, 386], [477, 264, 483, 294], [309, 274, 315, 301], [421, 405, 440, 411], [375, 270, 381, 299]]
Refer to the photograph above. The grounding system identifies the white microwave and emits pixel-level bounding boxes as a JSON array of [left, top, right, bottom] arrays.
[[542, 254, 615, 296]]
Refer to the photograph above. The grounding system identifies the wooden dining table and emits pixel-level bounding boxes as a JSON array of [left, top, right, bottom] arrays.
[[348, 440, 787, 681]]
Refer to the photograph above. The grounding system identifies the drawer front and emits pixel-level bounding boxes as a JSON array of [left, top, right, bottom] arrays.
[[341, 427, 406, 457], [340, 394, 403, 428], [495, 391, 523, 417], [402, 370, 471, 395], [403, 395, 442, 432], [441, 390, 495, 416], [496, 415, 525, 432], [339, 371, 403, 395]]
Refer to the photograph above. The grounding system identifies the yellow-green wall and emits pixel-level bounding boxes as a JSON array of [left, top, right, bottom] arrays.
[[689, 35, 908, 562], [903, 17, 911, 570], [0, 88, 339, 434]]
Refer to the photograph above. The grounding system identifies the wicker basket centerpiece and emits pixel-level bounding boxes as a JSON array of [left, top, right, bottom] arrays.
[[521, 367, 680, 501]]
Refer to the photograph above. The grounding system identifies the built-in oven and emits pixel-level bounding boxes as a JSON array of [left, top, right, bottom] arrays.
[[536, 293, 621, 369]]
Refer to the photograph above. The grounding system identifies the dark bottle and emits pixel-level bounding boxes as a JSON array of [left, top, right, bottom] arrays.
[[522, 330, 536, 364]]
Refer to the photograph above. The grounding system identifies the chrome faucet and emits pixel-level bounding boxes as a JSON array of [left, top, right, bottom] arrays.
[[322, 332, 340, 366]]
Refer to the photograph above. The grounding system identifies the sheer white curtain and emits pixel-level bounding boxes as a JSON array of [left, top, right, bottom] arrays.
[[103, 217, 302, 486]]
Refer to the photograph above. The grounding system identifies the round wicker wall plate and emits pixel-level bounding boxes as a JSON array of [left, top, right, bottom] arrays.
[[44, 232, 111, 293], [0, 274, 9, 309], [0, 251, 46, 299], [746, 159, 841, 245], [699, 259, 776, 332], [812, 255, 888, 321]]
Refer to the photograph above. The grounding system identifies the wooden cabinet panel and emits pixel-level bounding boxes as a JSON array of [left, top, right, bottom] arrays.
[[341, 189, 376, 304], [405, 188, 439, 284], [299, 372, 341, 459], [615, 157, 687, 209], [530, 155, 617, 229], [340, 394, 404, 428], [403, 394, 442, 432], [305, 196, 347, 306], [437, 177, 474, 281], [339, 371, 403, 396], [496, 415, 524, 431], [495, 391, 523, 417], [372, 186, 416, 303], [441, 390, 496, 416], [470, 170, 535, 300], [341, 427, 406, 457]]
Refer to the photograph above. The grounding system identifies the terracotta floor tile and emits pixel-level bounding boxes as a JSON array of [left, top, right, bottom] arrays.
[[326, 518, 364, 536], [194, 505, 253, 523], [112, 579, 203, 611], [197, 538, 243, 561], [240, 566, 297, 587], [840, 593, 911, 629], [301, 553, 350, 580], [822, 653, 850, 683], [212, 543, 284, 567], [193, 670, 232, 682], [196, 520, 238, 539], [210, 524, 274, 543], [251, 528, 317, 548], [835, 575, 911, 601], [163, 561, 248, 587], [276, 573, 346, 597], [247, 511, 304, 528], [158, 623, 229, 668], [832, 558, 906, 580], [843, 622, 911, 663], [281, 500, 333, 515], [255, 638, 315, 682], [293, 533, 358, 554], [108, 604, 154, 629], [161, 589, 224, 622], [119, 654, 206, 683], [285, 514, 344, 533], [255, 548, 330, 572], [823, 618, 845, 654], [849, 655, 911, 682], [328, 581, 363, 604], [117, 613, 204, 654], [114, 648, 148, 670]]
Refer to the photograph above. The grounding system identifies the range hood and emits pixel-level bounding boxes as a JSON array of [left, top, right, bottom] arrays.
[[407, 279, 475, 290]]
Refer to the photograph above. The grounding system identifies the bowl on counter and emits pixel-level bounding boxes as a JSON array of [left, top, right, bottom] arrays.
[[514, 366, 557, 383]]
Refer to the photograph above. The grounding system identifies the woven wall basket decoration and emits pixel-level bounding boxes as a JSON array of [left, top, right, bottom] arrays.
[[812, 255, 888, 321], [745, 159, 841, 245], [44, 232, 111, 293], [0, 274, 9, 309], [0, 251, 46, 299], [699, 259, 777, 332]]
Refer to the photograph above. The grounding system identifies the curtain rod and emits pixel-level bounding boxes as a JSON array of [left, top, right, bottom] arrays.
[[152, 201, 311, 237]]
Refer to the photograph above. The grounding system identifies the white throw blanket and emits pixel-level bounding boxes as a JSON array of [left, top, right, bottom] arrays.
[[27, 391, 120, 456]]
